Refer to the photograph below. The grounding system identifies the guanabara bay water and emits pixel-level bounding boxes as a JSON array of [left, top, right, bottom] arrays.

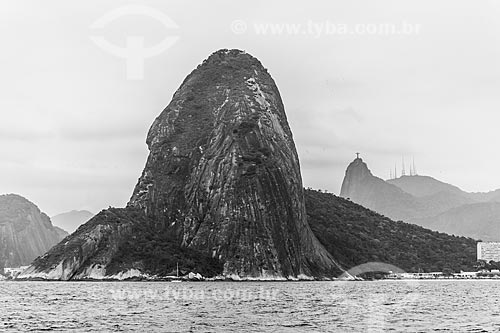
[[2, 281, 500, 332]]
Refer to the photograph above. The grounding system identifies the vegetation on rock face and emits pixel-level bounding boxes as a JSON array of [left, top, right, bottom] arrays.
[[28, 208, 140, 275], [29, 207, 223, 278], [108, 221, 224, 278], [305, 189, 477, 273], [25, 187, 480, 278]]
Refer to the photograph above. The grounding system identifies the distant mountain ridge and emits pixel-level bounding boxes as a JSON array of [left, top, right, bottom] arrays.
[[305, 189, 476, 273], [388, 175, 500, 204], [411, 202, 500, 241], [340, 158, 475, 221], [387, 175, 464, 197], [340, 157, 500, 241], [0, 194, 68, 268], [51, 210, 94, 234]]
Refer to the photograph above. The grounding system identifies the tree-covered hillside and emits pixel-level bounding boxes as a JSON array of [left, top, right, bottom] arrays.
[[108, 218, 223, 278], [305, 189, 477, 273]]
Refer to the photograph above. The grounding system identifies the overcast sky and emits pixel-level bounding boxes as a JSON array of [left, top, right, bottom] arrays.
[[1, 0, 500, 215]]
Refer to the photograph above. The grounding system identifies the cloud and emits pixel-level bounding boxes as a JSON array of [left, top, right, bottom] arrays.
[[57, 123, 147, 142]]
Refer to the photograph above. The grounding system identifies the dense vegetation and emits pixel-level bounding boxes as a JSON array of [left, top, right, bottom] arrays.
[[111, 188, 478, 277], [477, 260, 500, 271], [108, 219, 223, 278], [30, 207, 223, 278], [305, 189, 477, 273]]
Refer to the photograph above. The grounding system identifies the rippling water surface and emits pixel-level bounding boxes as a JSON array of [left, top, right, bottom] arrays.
[[1, 280, 500, 332]]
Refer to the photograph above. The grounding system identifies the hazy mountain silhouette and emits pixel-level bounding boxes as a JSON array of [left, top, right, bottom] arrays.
[[387, 175, 464, 197], [0, 194, 68, 268], [340, 158, 474, 220], [341, 157, 500, 241], [411, 202, 500, 241], [51, 210, 94, 234]]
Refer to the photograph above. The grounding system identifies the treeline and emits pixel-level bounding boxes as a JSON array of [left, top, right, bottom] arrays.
[[304, 188, 477, 273], [108, 217, 223, 277]]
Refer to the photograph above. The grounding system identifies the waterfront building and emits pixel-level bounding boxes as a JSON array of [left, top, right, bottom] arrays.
[[477, 242, 500, 262]]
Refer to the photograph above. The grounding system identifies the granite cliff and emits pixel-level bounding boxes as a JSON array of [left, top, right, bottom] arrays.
[[20, 49, 342, 280], [0, 194, 67, 269]]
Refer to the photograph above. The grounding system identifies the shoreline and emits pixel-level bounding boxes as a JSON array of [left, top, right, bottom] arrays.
[[5, 277, 500, 282]]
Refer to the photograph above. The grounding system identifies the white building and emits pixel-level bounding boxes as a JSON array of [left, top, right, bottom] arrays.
[[3, 266, 30, 278], [477, 242, 500, 262], [453, 271, 478, 278]]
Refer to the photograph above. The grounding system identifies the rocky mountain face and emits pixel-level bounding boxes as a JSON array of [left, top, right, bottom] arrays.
[[21, 49, 342, 280], [51, 210, 94, 234], [340, 157, 500, 241], [0, 194, 68, 269]]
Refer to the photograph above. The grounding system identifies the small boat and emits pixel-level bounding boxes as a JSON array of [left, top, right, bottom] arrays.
[[170, 262, 183, 282]]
